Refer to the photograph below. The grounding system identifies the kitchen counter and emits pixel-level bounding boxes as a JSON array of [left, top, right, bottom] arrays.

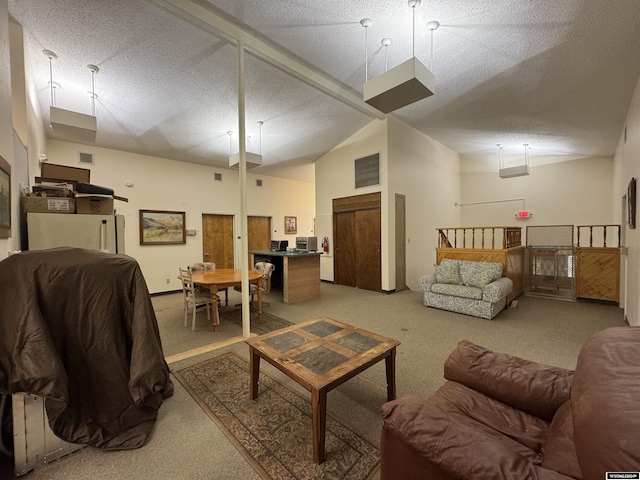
[[250, 250, 322, 304]]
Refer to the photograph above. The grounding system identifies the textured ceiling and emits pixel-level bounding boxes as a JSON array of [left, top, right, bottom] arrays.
[[8, 0, 640, 182]]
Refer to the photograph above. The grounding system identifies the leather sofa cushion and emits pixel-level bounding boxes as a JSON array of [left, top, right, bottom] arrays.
[[381, 382, 550, 479], [541, 400, 582, 479], [570, 326, 640, 478], [444, 340, 573, 421], [431, 283, 483, 300]]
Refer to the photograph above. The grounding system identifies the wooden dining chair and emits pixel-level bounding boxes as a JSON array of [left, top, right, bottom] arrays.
[[188, 262, 228, 306], [179, 267, 213, 331]]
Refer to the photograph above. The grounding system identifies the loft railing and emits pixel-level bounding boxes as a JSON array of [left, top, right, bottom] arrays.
[[576, 225, 621, 248], [436, 226, 522, 249]]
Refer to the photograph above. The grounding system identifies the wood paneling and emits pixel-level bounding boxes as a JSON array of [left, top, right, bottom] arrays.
[[436, 246, 525, 304], [333, 192, 381, 213], [576, 247, 620, 302], [202, 214, 234, 268], [283, 255, 321, 303]]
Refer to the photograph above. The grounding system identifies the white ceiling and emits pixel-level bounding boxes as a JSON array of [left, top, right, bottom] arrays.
[[8, 0, 640, 182]]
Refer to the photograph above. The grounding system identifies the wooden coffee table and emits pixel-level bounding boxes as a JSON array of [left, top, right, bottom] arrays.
[[245, 317, 400, 464]]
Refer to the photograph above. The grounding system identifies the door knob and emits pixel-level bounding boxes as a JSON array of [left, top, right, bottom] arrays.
[[204, 253, 210, 256]]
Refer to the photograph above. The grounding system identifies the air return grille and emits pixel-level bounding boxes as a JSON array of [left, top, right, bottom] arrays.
[[354, 153, 379, 189], [78, 151, 94, 165]]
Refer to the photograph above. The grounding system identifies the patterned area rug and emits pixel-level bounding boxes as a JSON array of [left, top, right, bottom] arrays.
[[219, 309, 294, 335], [173, 352, 380, 480]]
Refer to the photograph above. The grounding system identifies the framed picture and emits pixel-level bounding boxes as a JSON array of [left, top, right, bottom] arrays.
[[284, 216, 297, 235], [628, 177, 636, 229], [139, 209, 186, 245], [0, 155, 11, 239]]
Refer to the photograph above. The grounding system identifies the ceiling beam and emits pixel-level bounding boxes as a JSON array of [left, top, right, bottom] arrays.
[[154, 0, 385, 120]]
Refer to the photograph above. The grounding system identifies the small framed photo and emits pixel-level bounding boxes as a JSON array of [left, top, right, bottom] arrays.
[[0, 155, 11, 239], [284, 216, 297, 235], [140, 209, 186, 245]]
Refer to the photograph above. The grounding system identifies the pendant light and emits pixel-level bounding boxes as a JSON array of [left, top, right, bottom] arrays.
[[363, 0, 435, 113], [229, 122, 262, 169], [498, 143, 531, 179]]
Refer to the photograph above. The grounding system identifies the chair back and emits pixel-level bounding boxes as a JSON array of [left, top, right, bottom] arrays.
[[188, 262, 215, 272], [179, 267, 196, 296], [254, 261, 275, 294]]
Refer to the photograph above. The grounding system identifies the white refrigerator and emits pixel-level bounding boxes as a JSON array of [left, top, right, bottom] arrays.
[[27, 212, 125, 254]]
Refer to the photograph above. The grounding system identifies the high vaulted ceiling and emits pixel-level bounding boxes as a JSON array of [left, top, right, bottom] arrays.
[[8, 0, 640, 182]]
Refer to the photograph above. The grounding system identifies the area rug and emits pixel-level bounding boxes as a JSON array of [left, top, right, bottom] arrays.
[[219, 309, 294, 335], [173, 352, 380, 480]]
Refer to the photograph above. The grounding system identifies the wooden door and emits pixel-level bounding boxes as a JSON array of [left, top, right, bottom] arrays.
[[395, 194, 407, 291], [334, 211, 356, 287], [248, 216, 271, 266], [356, 208, 381, 291], [202, 214, 234, 268]]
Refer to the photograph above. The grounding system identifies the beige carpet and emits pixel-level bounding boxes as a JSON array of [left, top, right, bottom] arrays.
[[173, 352, 380, 480]]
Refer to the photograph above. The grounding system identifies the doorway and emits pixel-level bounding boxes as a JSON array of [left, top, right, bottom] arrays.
[[333, 192, 381, 292], [247, 216, 272, 267], [395, 194, 407, 291], [202, 214, 234, 268]]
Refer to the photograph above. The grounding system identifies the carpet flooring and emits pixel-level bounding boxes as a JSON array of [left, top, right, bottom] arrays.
[[173, 352, 380, 480], [220, 309, 294, 335]]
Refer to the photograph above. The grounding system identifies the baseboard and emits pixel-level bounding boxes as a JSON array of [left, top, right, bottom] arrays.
[[151, 289, 182, 297]]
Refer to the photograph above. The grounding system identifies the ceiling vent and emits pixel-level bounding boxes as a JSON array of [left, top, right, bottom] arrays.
[[78, 151, 95, 165], [355, 153, 380, 188]]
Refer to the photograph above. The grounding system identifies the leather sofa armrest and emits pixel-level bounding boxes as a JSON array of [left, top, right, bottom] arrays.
[[418, 274, 436, 292], [482, 277, 513, 303], [444, 340, 573, 421]]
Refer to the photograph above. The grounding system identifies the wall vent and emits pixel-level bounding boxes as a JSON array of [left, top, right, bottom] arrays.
[[78, 151, 94, 165], [256, 179, 263, 187], [214, 172, 222, 181], [355, 153, 380, 188]]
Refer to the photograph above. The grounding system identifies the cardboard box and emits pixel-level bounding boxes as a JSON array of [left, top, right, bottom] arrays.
[[75, 194, 114, 215], [23, 196, 75, 214], [41, 163, 90, 183]]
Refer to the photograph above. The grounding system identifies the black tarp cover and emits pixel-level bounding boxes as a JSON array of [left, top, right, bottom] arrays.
[[0, 248, 173, 449]]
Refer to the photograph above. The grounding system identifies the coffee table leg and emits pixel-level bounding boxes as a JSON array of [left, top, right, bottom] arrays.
[[312, 388, 327, 464], [249, 347, 260, 400], [385, 347, 397, 401]]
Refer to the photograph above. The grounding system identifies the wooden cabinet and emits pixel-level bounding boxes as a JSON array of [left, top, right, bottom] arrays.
[[576, 247, 620, 302]]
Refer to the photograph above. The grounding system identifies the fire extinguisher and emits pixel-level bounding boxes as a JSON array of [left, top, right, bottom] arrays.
[[322, 236, 329, 253]]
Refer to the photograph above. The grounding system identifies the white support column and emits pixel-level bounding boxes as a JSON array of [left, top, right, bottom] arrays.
[[237, 40, 250, 338]]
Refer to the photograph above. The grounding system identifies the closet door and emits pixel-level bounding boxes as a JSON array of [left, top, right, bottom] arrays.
[[356, 208, 381, 291], [334, 211, 357, 287]]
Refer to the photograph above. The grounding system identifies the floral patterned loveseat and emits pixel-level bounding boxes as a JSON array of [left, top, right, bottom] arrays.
[[418, 259, 513, 320]]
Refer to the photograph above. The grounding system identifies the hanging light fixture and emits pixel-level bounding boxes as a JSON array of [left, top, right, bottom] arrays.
[[45, 49, 98, 143], [363, 0, 435, 113], [427, 21, 440, 71], [381, 38, 392, 72], [229, 121, 262, 169], [498, 143, 531, 179], [360, 18, 373, 82]]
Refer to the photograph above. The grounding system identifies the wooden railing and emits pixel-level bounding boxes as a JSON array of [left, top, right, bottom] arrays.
[[576, 225, 621, 248], [436, 226, 522, 250]]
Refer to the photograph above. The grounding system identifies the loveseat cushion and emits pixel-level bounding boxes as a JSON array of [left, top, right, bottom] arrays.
[[458, 260, 503, 288], [570, 326, 640, 478], [431, 283, 483, 300], [444, 340, 573, 421], [434, 262, 461, 285]]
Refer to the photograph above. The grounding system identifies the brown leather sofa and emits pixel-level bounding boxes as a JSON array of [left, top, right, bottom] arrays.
[[380, 327, 640, 480]]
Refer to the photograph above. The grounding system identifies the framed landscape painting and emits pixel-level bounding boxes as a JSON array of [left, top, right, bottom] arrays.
[[139, 209, 186, 245]]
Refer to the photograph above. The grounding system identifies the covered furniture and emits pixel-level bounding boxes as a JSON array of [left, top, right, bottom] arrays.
[[0, 248, 173, 450], [380, 326, 640, 479], [179, 267, 213, 331], [419, 258, 513, 319]]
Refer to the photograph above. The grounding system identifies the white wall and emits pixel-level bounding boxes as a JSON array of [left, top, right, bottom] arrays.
[[613, 74, 640, 326], [315, 119, 388, 285], [460, 155, 614, 229], [45, 140, 315, 294], [387, 116, 461, 290]]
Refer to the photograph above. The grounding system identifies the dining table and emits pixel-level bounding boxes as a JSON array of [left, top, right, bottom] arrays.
[[189, 268, 263, 331]]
